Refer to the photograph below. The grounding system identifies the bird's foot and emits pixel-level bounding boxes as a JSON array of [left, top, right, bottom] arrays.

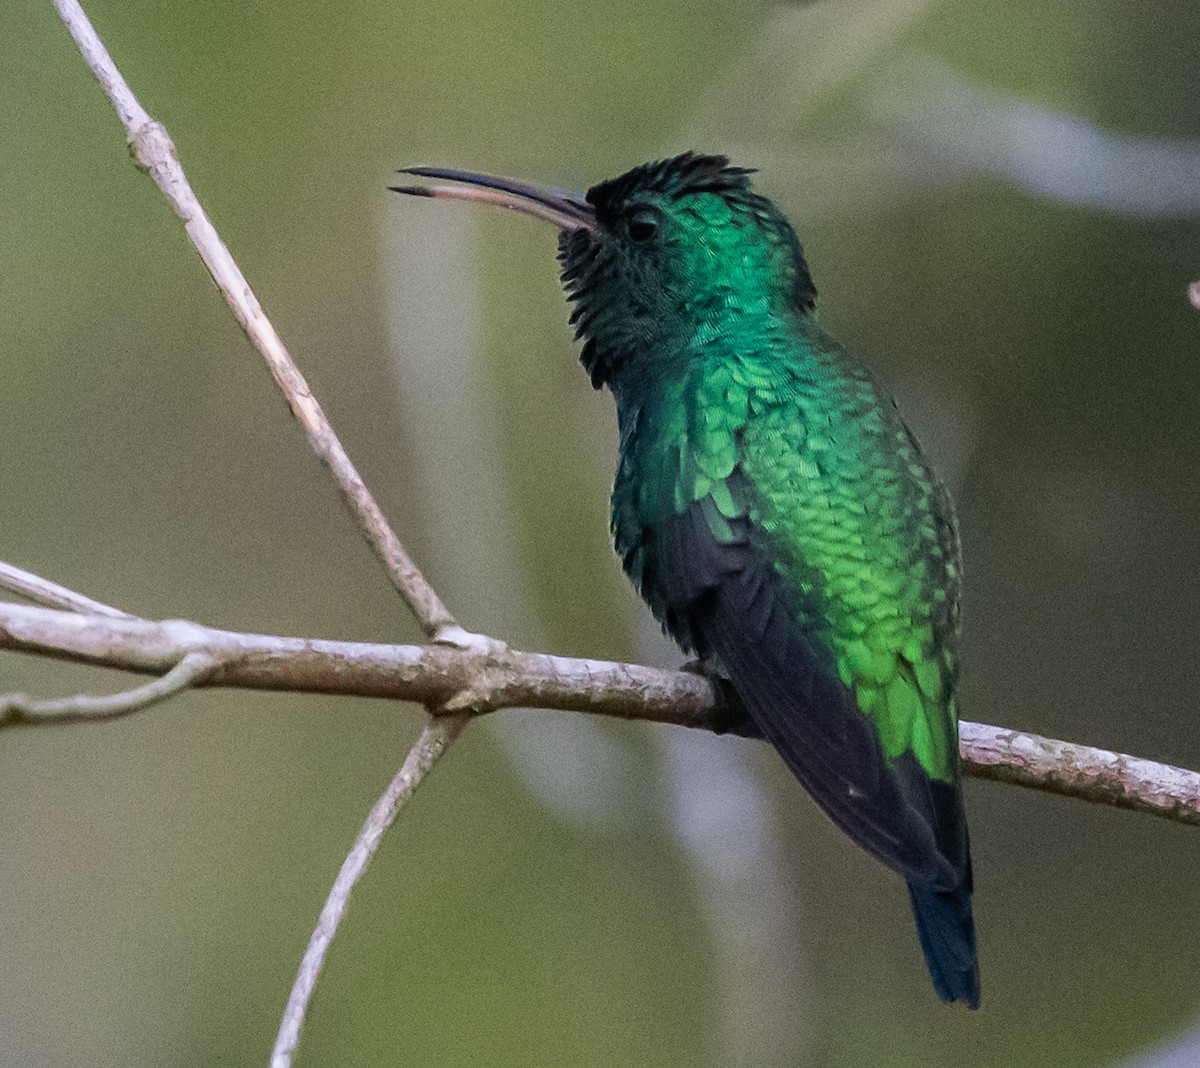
[[680, 658, 762, 738]]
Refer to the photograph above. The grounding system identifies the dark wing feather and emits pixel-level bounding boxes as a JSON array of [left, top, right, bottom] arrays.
[[655, 498, 958, 889], [650, 494, 979, 1003]]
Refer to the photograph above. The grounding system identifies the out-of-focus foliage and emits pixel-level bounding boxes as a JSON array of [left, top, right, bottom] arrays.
[[2, 1, 1198, 1065]]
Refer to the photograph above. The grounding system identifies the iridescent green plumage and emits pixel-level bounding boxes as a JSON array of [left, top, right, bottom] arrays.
[[394, 151, 979, 1007]]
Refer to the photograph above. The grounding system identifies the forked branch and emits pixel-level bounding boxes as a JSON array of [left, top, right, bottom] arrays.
[[50, 3, 466, 1064], [3, 598, 1199, 827]]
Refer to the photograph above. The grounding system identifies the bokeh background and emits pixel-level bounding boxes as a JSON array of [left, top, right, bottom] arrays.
[[3, 1, 1199, 1065]]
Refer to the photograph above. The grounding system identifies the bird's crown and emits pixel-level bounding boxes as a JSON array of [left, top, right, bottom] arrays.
[[584, 152, 756, 220]]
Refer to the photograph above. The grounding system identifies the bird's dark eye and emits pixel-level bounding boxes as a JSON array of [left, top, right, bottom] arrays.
[[626, 208, 660, 244]]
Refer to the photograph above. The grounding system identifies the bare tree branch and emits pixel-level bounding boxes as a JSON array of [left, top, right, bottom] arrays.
[[269, 712, 467, 1068], [0, 560, 130, 618], [4, 599, 1199, 827], [960, 722, 1200, 826], [49, 5, 478, 1058], [47, 7, 472, 1062], [51, 0, 455, 639], [0, 651, 218, 726], [0, 602, 721, 730]]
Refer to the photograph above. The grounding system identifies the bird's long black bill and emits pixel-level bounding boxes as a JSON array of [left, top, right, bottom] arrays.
[[391, 166, 595, 232]]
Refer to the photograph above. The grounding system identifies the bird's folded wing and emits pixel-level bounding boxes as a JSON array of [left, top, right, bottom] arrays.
[[658, 496, 958, 890]]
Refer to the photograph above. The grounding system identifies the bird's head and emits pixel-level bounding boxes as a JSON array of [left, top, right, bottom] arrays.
[[393, 152, 816, 390]]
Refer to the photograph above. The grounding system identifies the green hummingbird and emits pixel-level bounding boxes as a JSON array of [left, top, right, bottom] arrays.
[[393, 152, 979, 1007]]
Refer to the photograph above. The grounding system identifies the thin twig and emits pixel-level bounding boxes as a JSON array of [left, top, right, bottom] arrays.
[[4, 600, 1199, 827], [51, 0, 455, 638], [0, 651, 217, 726], [269, 713, 467, 1068], [0, 561, 129, 618]]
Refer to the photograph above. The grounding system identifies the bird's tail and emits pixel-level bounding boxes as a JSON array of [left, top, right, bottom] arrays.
[[908, 880, 980, 1008]]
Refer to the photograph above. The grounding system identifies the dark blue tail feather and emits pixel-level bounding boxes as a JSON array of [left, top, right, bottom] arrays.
[[908, 880, 980, 1008]]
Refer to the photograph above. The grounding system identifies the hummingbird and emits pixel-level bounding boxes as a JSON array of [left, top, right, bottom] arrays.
[[393, 152, 979, 1007]]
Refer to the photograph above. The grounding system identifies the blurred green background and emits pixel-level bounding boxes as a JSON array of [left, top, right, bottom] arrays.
[[3, 1, 1199, 1065]]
